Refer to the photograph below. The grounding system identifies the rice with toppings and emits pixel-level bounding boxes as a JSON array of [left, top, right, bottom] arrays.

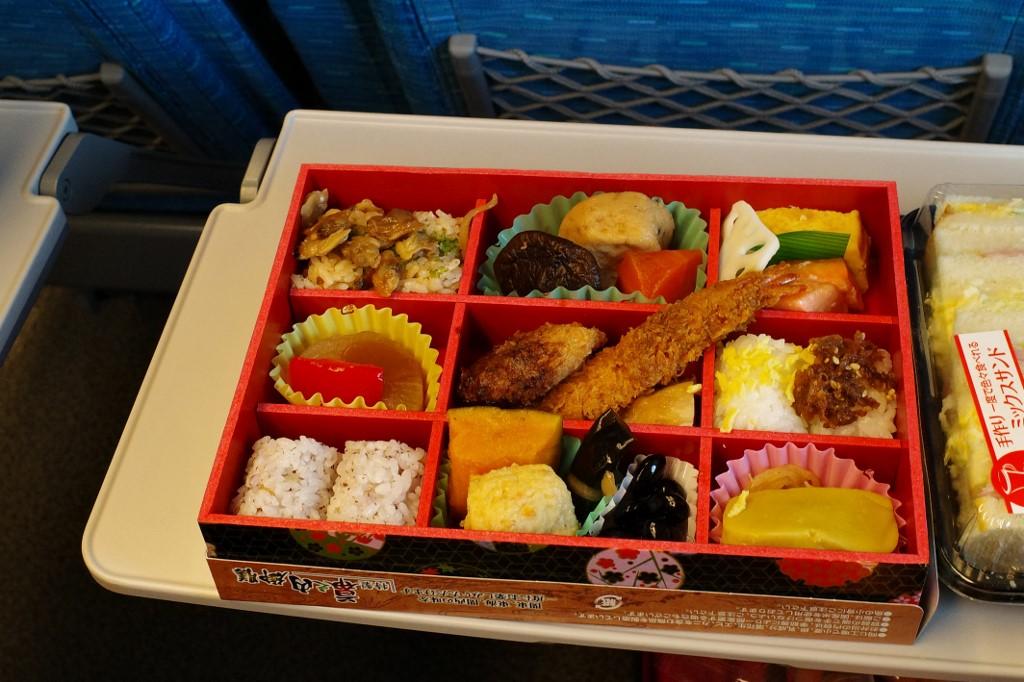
[[292, 209, 463, 293], [714, 333, 896, 438], [805, 351, 897, 439], [326, 440, 426, 526], [714, 334, 813, 433]]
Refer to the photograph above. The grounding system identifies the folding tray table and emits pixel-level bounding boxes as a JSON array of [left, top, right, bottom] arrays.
[[84, 110, 1024, 681], [0, 101, 75, 360]]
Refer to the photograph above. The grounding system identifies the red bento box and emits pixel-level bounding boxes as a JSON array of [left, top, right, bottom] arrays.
[[199, 165, 930, 644]]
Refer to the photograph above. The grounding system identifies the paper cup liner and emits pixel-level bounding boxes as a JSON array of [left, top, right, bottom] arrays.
[[430, 459, 451, 528], [580, 454, 699, 542], [709, 442, 905, 543], [557, 435, 582, 479], [477, 191, 708, 303], [431, 436, 581, 528], [270, 304, 442, 410]]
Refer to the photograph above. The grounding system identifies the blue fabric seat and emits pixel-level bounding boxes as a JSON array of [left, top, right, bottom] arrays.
[[1, 1, 298, 160], [9, 2, 1024, 146], [368, 0, 1024, 143], [267, 0, 409, 113]]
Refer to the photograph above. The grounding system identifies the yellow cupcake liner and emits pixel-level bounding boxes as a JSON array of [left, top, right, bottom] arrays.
[[270, 305, 442, 411]]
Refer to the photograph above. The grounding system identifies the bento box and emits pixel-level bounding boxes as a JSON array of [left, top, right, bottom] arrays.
[[199, 166, 931, 643], [906, 183, 1024, 603]]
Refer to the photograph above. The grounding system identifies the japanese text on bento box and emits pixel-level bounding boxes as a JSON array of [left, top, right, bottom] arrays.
[[955, 330, 1024, 513]]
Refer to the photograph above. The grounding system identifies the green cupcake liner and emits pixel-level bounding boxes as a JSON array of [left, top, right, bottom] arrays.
[[578, 495, 617, 537], [431, 435, 581, 529], [477, 191, 708, 303], [430, 460, 451, 528]]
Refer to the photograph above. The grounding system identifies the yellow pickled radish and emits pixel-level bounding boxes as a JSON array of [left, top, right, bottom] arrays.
[[722, 487, 899, 553]]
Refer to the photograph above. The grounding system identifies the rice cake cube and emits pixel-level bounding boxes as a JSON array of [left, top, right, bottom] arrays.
[[447, 407, 562, 518]]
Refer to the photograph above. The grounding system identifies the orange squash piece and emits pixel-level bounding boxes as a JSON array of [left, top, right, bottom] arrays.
[[447, 407, 563, 518], [616, 249, 703, 302]]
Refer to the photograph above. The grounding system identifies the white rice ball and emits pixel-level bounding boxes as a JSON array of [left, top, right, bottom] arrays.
[[231, 436, 340, 519], [326, 440, 426, 526]]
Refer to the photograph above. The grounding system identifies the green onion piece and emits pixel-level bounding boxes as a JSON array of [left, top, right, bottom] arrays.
[[437, 236, 459, 257], [769, 231, 850, 264]]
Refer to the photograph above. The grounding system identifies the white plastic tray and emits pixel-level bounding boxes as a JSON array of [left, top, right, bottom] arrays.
[[0, 101, 74, 358], [85, 111, 1024, 681]]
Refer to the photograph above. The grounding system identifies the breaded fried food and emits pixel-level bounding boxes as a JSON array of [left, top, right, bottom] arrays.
[[458, 322, 608, 407], [539, 265, 805, 419]]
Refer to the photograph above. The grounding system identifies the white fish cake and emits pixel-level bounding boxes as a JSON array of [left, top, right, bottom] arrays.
[[558, 192, 674, 287]]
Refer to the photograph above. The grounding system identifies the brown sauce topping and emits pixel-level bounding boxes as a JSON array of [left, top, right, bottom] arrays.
[[792, 332, 894, 428]]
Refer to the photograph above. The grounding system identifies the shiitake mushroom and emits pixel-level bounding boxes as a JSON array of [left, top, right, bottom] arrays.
[[493, 231, 601, 295]]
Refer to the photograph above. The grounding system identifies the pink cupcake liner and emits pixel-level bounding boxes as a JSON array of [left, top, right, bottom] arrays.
[[709, 442, 905, 543]]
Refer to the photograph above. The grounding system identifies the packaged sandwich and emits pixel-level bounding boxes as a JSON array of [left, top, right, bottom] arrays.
[[914, 184, 1024, 601]]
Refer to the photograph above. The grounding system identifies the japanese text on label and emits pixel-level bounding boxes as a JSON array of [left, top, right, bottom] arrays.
[[231, 566, 396, 604], [955, 330, 1024, 513]]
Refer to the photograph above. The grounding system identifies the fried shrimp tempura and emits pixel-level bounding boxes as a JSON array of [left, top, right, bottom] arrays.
[[539, 265, 804, 419]]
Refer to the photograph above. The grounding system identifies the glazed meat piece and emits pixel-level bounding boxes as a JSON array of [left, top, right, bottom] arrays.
[[362, 208, 422, 244], [792, 332, 894, 428], [297, 209, 352, 259], [341, 235, 383, 269], [458, 322, 608, 407], [371, 250, 401, 296], [539, 264, 806, 420]]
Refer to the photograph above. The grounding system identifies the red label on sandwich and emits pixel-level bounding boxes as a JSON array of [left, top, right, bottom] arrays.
[[955, 330, 1024, 514]]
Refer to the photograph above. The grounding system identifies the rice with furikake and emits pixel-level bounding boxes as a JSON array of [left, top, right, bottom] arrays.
[[714, 332, 897, 439], [291, 190, 496, 296], [232, 436, 425, 525]]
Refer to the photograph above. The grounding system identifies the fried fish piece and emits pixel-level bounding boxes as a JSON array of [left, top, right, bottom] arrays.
[[539, 264, 805, 420], [458, 322, 608, 407]]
